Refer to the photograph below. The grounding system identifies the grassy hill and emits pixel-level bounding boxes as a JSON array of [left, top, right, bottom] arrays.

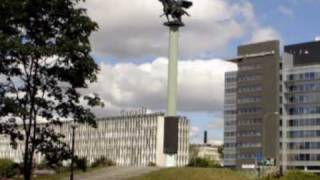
[[128, 168, 252, 180]]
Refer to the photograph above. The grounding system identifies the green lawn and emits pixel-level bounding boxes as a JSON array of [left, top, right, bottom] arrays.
[[129, 168, 253, 180]]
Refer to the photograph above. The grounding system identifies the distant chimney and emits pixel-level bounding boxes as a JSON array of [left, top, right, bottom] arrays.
[[315, 36, 320, 42], [204, 131, 207, 144]]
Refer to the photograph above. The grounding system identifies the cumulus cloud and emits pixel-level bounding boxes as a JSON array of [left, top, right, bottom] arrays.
[[250, 27, 281, 43], [85, 58, 237, 117], [82, 0, 258, 59]]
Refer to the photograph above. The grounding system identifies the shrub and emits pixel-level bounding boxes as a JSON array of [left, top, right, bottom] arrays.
[[91, 157, 115, 168], [188, 157, 221, 168], [0, 159, 19, 178], [148, 162, 156, 167], [74, 157, 87, 172]]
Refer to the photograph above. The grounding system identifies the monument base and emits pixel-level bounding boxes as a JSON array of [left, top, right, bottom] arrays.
[[163, 116, 179, 154]]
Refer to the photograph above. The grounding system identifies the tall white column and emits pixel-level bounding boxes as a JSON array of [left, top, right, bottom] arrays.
[[167, 26, 179, 116]]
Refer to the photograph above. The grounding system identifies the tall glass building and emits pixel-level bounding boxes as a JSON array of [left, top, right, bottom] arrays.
[[281, 41, 320, 172]]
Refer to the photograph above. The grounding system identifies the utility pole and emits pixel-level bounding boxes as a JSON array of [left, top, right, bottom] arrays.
[[70, 124, 77, 180]]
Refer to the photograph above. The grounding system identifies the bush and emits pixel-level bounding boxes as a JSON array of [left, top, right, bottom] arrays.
[[74, 157, 87, 172], [188, 157, 221, 168], [0, 159, 19, 178], [91, 157, 115, 168], [148, 162, 156, 167]]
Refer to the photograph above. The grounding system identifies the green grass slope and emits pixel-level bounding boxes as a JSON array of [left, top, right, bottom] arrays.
[[129, 168, 252, 180]]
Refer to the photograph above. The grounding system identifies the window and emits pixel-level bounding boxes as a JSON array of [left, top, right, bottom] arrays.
[[238, 96, 261, 104], [238, 75, 262, 82]]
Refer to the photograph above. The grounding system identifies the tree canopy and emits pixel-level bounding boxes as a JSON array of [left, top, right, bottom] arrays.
[[0, 0, 103, 179]]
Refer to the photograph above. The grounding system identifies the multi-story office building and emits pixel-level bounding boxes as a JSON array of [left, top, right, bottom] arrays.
[[224, 40, 281, 168], [0, 112, 190, 167], [281, 41, 320, 172], [223, 71, 237, 167]]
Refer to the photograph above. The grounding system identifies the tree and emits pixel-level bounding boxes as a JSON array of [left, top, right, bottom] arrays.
[[217, 145, 223, 159], [0, 0, 103, 179]]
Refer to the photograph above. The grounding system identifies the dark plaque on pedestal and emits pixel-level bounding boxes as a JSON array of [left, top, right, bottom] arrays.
[[164, 116, 179, 154]]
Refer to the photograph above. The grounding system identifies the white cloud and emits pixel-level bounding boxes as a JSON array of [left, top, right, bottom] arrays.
[[250, 27, 281, 43], [85, 58, 237, 117], [82, 0, 259, 59], [278, 5, 294, 17]]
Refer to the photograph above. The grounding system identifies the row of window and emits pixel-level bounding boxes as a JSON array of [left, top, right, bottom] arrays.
[[238, 96, 261, 104], [238, 118, 262, 126], [238, 131, 261, 137], [288, 72, 320, 81], [287, 83, 320, 92], [237, 142, 261, 148], [287, 94, 320, 104], [238, 107, 261, 115], [225, 88, 236, 93], [225, 121, 236, 126], [224, 143, 236, 148], [288, 130, 320, 138], [288, 142, 320, 150], [238, 75, 262, 82], [238, 85, 262, 93], [226, 77, 237, 83], [237, 153, 256, 160], [288, 118, 320, 127], [224, 154, 236, 159], [288, 106, 320, 115], [239, 64, 261, 71], [288, 154, 320, 161], [225, 108, 262, 115], [224, 110, 236, 115], [224, 132, 236, 137]]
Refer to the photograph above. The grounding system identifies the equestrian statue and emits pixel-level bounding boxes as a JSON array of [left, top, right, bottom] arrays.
[[159, 0, 193, 26]]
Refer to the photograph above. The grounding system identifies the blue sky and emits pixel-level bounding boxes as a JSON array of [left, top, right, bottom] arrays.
[[83, 0, 320, 144]]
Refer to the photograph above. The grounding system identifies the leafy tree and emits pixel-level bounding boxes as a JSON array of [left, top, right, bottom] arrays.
[[0, 0, 103, 179], [0, 158, 19, 178], [217, 145, 223, 159], [188, 157, 221, 168], [74, 157, 87, 172]]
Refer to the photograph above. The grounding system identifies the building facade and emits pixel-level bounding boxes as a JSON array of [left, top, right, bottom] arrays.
[[223, 71, 237, 167], [280, 41, 320, 172], [224, 40, 281, 169], [0, 113, 190, 167], [190, 144, 222, 165]]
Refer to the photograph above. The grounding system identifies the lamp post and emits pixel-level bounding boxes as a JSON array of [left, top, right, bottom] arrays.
[[70, 122, 78, 180]]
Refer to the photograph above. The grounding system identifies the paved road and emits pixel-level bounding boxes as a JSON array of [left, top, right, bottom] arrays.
[[71, 167, 160, 180]]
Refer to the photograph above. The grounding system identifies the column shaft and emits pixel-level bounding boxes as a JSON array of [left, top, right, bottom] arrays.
[[167, 26, 179, 116]]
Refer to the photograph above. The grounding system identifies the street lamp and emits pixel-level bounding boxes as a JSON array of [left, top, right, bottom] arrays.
[[70, 122, 78, 180]]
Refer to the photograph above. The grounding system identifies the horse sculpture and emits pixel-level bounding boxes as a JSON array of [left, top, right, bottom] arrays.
[[159, 0, 192, 25]]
